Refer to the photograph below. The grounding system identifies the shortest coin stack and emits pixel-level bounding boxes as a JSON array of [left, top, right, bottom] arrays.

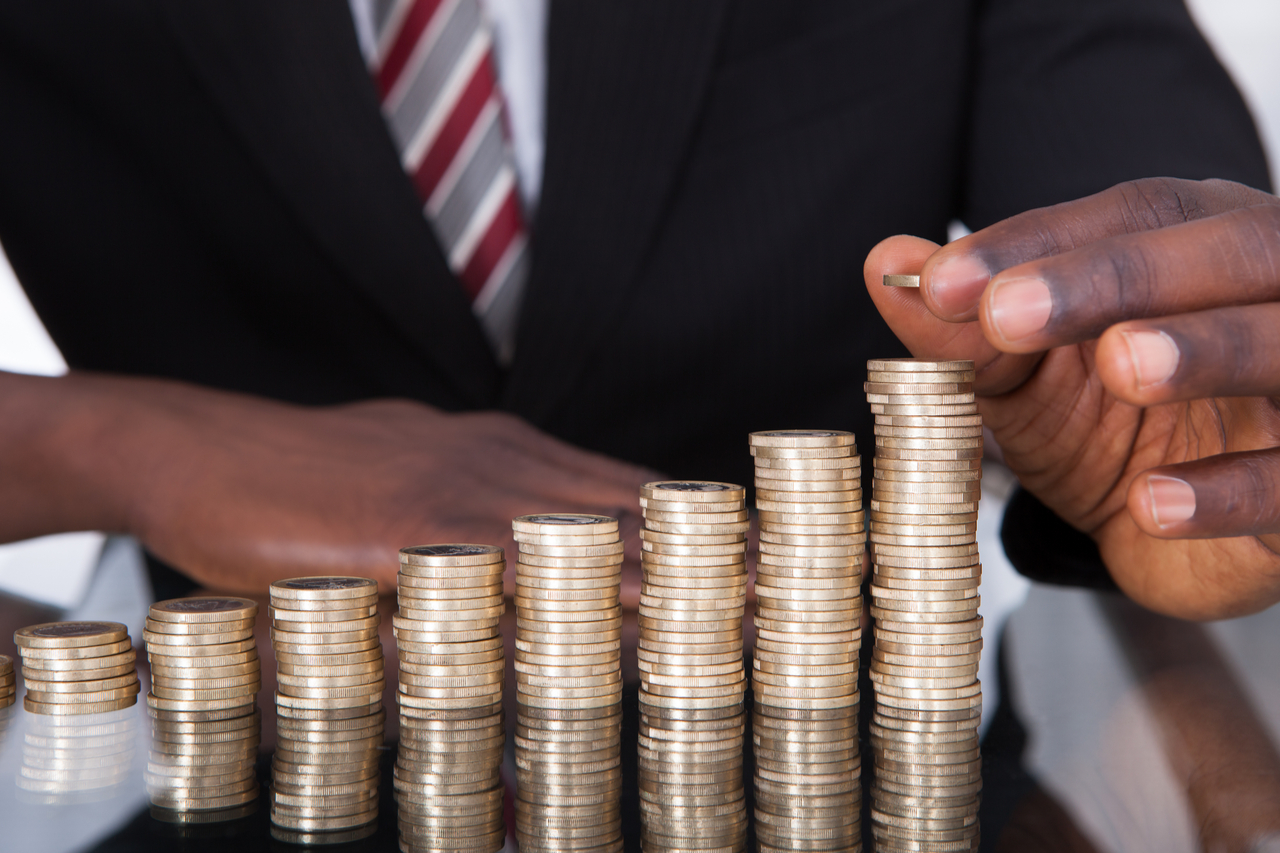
[[395, 544, 507, 853], [16, 622, 139, 715], [143, 597, 262, 812], [270, 577, 385, 835], [0, 653, 14, 709]]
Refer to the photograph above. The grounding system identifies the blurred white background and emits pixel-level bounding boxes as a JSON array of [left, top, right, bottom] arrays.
[[0, 0, 1277, 609]]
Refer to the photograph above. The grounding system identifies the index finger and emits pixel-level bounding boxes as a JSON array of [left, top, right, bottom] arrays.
[[921, 178, 1267, 321]]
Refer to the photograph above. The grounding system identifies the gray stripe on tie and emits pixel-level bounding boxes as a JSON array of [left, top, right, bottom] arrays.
[[371, 0, 400, 38], [432, 110, 504, 252], [386, 0, 480, 151], [477, 240, 530, 365]]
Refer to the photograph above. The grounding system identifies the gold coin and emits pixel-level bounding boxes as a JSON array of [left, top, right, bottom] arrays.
[[865, 381, 971, 395], [151, 659, 261, 679], [400, 544, 504, 566], [747, 461, 860, 481], [750, 431, 855, 449], [752, 456, 859, 473], [515, 572, 621, 592], [872, 512, 980, 528], [516, 535, 623, 551], [641, 481, 745, 501], [517, 540, 625, 558], [866, 358, 974, 373], [871, 585, 977, 603], [269, 577, 378, 601], [20, 649, 134, 675], [637, 637, 742, 657], [144, 639, 258, 658], [22, 670, 138, 691], [271, 603, 379, 624], [24, 695, 137, 715], [639, 496, 748, 514], [24, 661, 137, 682], [397, 585, 505, 605], [513, 513, 618, 533], [275, 647, 383, 667], [144, 627, 253, 647], [759, 523, 864, 537], [149, 598, 258, 624], [264, 594, 378, 613], [750, 449, 856, 466], [16, 621, 129, 649], [270, 626, 380, 646]]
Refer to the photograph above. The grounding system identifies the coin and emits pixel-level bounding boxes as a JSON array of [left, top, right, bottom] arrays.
[[16, 622, 129, 649], [149, 597, 258, 624], [268, 577, 378, 601]]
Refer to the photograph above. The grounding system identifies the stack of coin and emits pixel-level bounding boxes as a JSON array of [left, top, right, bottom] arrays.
[[143, 597, 262, 812], [269, 577, 385, 835], [17, 706, 138, 803], [750, 430, 864, 852], [512, 514, 624, 853], [1, 653, 14, 709], [16, 622, 140, 715], [637, 482, 749, 853], [865, 359, 983, 850], [394, 544, 507, 853]]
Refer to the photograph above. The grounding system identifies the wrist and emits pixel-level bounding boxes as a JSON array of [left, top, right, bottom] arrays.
[[0, 370, 141, 539]]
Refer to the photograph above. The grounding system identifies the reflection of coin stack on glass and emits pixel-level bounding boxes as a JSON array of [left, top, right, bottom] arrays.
[[0, 654, 13, 744], [865, 359, 983, 851], [269, 577, 385, 837], [512, 514, 625, 853], [750, 431, 864, 852], [143, 597, 262, 813], [14, 622, 140, 802], [394, 544, 507, 853], [1, 653, 14, 710], [637, 482, 749, 853]]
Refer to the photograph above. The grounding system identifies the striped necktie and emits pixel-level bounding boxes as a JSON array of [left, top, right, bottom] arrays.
[[369, 0, 529, 364]]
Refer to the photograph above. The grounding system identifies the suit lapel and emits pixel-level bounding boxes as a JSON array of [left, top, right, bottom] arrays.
[[156, 0, 500, 407], [504, 0, 732, 422]]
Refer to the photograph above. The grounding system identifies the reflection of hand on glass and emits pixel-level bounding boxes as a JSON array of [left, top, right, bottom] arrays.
[[1103, 599, 1280, 850], [0, 371, 655, 596], [866, 178, 1280, 619]]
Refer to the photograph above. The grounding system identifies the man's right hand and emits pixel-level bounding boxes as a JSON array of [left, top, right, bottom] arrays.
[[0, 371, 658, 597]]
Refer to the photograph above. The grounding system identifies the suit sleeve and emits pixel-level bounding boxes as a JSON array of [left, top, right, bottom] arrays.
[[961, 0, 1272, 232]]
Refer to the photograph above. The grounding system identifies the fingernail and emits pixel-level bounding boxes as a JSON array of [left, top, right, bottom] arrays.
[[1122, 330, 1180, 389], [929, 255, 991, 318], [988, 277, 1053, 343], [1148, 475, 1196, 527]]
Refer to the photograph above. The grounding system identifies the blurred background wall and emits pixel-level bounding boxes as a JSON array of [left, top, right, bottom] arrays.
[[0, 0, 1277, 607]]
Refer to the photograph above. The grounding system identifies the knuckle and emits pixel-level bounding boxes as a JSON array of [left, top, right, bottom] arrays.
[[1098, 242, 1160, 322], [1113, 178, 1199, 230], [1234, 455, 1280, 528], [1221, 206, 1280, 299]]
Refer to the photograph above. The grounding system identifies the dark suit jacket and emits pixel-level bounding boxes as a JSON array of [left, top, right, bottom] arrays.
[[0, 0, 1269, 582]]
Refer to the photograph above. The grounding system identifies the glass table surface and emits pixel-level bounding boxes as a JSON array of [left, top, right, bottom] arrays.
[[2, 581, 1279, 853]]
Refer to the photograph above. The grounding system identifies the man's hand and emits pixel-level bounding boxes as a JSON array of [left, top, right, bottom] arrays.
[[0, 372, 657, 597], [865, 177, 1280, 620]]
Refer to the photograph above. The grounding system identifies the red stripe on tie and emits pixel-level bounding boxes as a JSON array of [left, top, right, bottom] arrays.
[[459, 187, 521, 300], [376, 0, 446, 98], [409, 56, 496, 200]]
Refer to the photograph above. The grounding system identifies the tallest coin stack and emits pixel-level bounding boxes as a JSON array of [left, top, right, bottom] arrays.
[[865, 359, 983, 851]]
